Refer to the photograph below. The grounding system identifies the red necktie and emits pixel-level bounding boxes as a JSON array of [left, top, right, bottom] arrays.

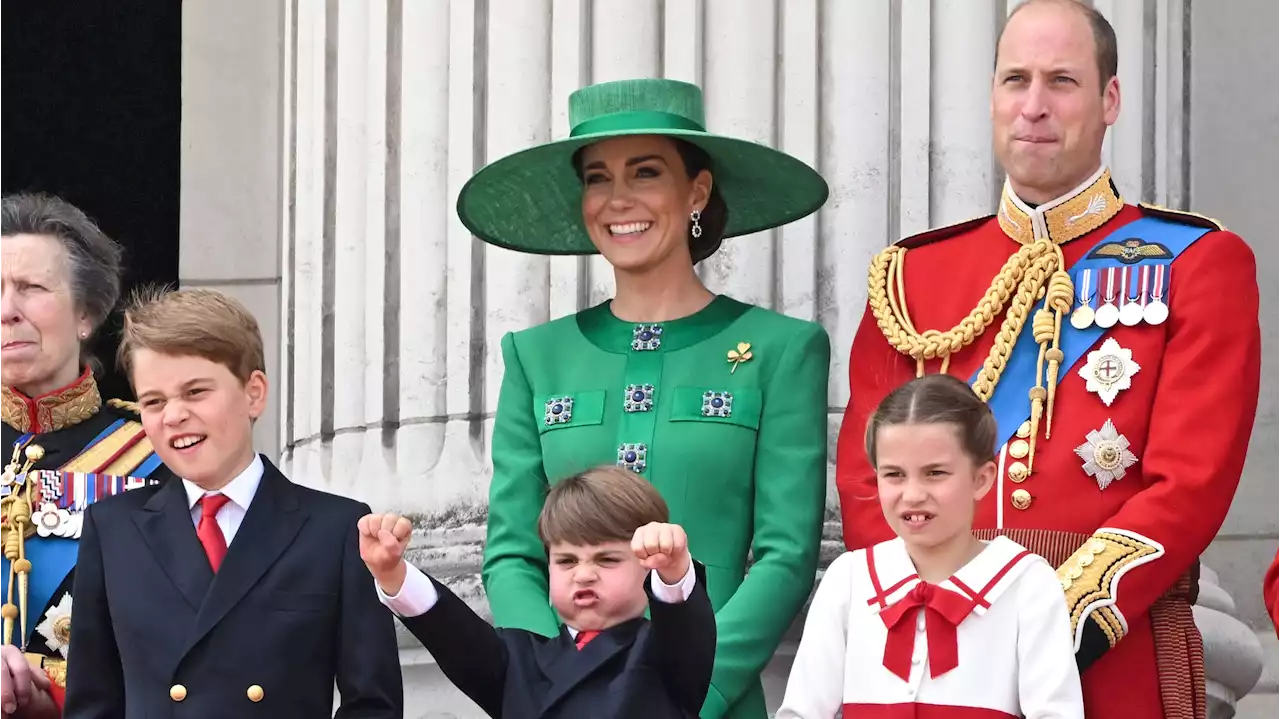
[[879, 582, 974, 681], [197, 494, 233, 572], [574, 630, 600, 650]]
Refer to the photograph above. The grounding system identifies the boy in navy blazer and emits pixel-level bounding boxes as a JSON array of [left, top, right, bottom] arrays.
[[65, 288, 402, 718], [360, 465, 716, 719]]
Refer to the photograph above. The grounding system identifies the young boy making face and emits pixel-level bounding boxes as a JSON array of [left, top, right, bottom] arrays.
[[367, 515, 690, 632], [63, 288, 402, 718], [360, 465, 716, 719], [132, 348, 267, 492]]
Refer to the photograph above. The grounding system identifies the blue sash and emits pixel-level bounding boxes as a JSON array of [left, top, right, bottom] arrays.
[[971, 216, 1213, 451], [1, 420, 162, 646]]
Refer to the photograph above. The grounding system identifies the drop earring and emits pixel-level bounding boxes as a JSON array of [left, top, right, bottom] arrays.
[[690, 209, 703, 239]]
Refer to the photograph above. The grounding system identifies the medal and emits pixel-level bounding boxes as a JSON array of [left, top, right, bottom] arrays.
[[1094, 267, 1120, 328], [1069, 268, 1095, 329], [1070, 305, 1095, 330], [1143, 265, 1169, 325], [1119, 266, 1144, 326], [1074, 419, 1138, 490], [1078, 337, 1140, 406]]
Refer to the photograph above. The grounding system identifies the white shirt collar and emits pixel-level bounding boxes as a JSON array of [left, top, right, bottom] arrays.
[[182, 453, 265, 511]]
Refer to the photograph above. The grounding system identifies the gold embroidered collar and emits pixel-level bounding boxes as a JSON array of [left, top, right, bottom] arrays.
[[2, 367, 102, 433], [997, 167, 1124, 246]]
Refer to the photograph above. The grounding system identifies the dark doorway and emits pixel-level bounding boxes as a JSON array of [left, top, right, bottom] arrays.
[[3, 0, 181, 402]]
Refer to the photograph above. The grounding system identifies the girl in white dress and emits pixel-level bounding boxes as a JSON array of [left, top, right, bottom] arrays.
[[777, 375, 1083, 719]]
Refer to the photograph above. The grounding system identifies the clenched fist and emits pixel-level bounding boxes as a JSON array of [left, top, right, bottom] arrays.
[[358, 513, 413, 596], [631, 522, 692, 586]]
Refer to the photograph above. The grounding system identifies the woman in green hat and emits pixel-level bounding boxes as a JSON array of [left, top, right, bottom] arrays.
[[463, 78, 830, 719]]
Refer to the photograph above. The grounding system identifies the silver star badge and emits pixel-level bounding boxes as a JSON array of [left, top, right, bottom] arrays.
[[1078, 338, 1140, 406], [1074, 419, 1138, 490], [35, 592, 73, 658]]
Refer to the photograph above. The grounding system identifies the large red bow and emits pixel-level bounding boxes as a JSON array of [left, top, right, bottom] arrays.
[[878, 581, 974, 682]]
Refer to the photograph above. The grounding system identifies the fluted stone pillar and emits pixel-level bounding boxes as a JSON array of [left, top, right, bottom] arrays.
[[270, 1, 1273, 715], [1197, 565, 1267, 719]]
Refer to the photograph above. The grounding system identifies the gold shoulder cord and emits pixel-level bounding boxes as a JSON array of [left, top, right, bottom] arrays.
[[107, 397, 140, 414], [1, 442, 43, 648], [868, 238, 1074, 470]]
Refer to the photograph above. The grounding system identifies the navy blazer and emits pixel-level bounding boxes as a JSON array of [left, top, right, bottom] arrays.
[[400, 562, 716, 719], [64, 455, 403, 718]]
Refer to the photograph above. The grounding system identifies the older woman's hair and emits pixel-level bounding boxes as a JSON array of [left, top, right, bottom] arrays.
[[1, 192, 124, 341]]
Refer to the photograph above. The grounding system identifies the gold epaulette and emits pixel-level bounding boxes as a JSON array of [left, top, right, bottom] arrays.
[[107, 398, 141, 416], [1138, 202, 1225, 231], [893, 214, 994, 250]]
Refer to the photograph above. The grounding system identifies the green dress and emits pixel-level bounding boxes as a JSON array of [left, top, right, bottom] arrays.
[[482, 294, 830, 719]]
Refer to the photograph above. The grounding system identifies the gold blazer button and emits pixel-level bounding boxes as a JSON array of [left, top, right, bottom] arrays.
[[247, 685, 265, 702], [1011, 489, 1033, 510], [170, 684, 187, 702]]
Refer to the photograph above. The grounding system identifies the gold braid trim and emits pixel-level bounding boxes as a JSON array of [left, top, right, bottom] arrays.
[[1137, 202, 1224, 231], [107, 398, 141, 416], [1, 369, 101, 433], [41, 657, 67, 688], [868, 237, 1074, 463], [1057, 531, 1165, 648]]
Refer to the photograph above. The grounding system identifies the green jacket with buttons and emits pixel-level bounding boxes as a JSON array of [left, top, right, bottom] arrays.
[[481, 295, 830, 719]]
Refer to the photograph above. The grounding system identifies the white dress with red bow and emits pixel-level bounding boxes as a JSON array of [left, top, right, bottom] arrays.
[[776, 536, 1083, 719]]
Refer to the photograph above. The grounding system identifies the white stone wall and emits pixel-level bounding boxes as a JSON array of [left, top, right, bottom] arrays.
[[181, 0, 1276, 714], [273, 0, 1203, 518]]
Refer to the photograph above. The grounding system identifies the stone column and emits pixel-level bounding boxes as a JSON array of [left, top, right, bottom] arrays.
[[269, 1, 1270, 715]]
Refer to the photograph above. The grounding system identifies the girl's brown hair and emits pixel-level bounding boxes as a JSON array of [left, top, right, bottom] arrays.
[[864, 375, 997, 467]]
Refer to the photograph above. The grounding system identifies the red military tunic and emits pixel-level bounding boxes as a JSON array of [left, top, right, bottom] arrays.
[[836, 168, 1261, 719], [48, 673, 65, 712], [1264, 552, 1278, 634]]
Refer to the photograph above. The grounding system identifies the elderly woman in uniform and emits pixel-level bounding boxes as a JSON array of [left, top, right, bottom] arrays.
[[1, 193, 169, 717], [464, 78, 830, 719]]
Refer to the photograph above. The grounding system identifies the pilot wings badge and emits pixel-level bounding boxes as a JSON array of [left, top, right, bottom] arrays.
[[1087, 238, 1174, 265]]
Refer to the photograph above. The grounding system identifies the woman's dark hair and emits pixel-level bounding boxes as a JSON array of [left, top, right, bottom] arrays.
[[572, 137, 730, 263], [2, 192, 125, 366], [864, 375, 998, 468]]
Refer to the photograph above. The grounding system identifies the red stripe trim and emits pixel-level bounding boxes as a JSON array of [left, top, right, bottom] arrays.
[[975, 550, 1031, 599], [948, 576, 990, 609], [860, 545, 921, 606], [89, 426, 146, 473], [866, 545, 888, 609], [843, 702, 1017, 719], [946, 549, 1032, 613]]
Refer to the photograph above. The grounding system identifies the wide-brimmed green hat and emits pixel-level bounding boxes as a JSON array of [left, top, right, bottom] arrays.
[[455, 78, 829, 256]]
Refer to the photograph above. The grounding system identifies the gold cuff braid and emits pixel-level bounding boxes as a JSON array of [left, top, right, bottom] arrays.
[[1057, 531, 1164, 647]]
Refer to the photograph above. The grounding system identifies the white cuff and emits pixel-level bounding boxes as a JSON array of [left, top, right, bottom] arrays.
[[374, 562, 438, 617], [648, 561, 697, 604]]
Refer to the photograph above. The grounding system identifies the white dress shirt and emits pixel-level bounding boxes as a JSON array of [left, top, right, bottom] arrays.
[[377, 559, 698, 632], [181, 454, 265, 546]]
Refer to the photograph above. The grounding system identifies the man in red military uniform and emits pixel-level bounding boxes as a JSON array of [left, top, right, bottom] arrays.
[[835, 2, 1261, 718]]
